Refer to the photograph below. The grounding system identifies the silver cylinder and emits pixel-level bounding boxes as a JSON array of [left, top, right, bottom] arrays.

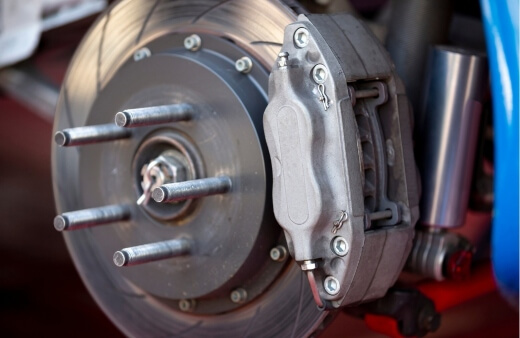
[[113, 238, 191, 267], [54, 204, 130, 231], [54, 124, 130, 146], [152, 176, 232, 203], [115, 104, 193, 128], [417, 46, 487, 228], [385, 0, 452, 112], [369, 210, 393, 221]]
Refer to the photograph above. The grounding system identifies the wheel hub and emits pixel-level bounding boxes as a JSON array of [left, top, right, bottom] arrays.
[[133, 131, 199, 220], [77, 34, 281, 308]]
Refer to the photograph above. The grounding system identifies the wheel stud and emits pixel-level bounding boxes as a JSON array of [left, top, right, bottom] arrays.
[[54, 204, 130, 231], [152, 176, 232, 203], [113, 238, 191, 267], [115, 104, 193, 128], [54, 124, 130, 147]]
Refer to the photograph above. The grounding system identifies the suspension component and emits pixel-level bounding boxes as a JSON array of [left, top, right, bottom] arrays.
[[407, 229, 474, 281], [350, 287, 441, 337], [416, 46, 488, 228]]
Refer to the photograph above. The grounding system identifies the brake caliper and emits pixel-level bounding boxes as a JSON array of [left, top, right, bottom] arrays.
[[264, 14, 420, 309]]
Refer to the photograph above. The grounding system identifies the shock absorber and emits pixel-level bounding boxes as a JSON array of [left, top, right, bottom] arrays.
[[408, 46, 488, 280]]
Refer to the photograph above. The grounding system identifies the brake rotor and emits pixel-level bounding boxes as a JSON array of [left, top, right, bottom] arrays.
[[52, 0, 327, 336]]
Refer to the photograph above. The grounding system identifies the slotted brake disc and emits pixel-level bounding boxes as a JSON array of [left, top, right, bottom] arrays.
[[53, 0, 419, 336], [52, 0, 327, 336]]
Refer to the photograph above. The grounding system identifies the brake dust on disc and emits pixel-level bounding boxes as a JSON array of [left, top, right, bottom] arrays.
[[52, 0, 326, 336]]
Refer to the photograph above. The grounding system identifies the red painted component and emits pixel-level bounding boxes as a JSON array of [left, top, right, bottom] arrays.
[[363, 263, 496, 337], [365, 313, 405, 338], [417, 263, 496, 312], [445, 250, 473, 280]]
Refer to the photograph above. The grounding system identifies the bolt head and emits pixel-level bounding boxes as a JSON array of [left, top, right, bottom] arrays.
[[270, 245, 288, 262], [178, 299, 196, 312], [53, 215, 68, 231], [184, 34, 201, 51], [230, 288, 247, 304], [323, 276, 340, 295], [294, 27, 310, 48], [331, 236, 349, 256], [133, 47, 151, 62], [446, 250, 473, 280], [54, 131, 68, 146], [312, 64, 328, 84], [235, 56, 253, 73], [113, 251, 127, 267]]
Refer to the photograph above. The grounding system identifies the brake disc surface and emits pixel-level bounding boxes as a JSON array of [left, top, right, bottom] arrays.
[[52, 1, 326, 336]]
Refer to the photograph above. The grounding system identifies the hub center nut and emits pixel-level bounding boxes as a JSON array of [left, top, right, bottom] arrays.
[[131, 130, 202, 221], [138, 152, 187, 205]]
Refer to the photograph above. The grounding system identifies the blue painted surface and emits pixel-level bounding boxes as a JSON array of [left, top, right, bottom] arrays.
[[480, 0, 519, 296]]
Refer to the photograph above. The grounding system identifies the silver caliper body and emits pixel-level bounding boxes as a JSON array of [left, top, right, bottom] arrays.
[[264, 14, 420, 309]]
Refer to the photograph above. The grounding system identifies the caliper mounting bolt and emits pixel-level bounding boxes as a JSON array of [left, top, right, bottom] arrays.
[[312, 64, 328, 84], [331, 236, 349, 256], [323, 276, 340, 295], [294, 27, 310, 48]]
